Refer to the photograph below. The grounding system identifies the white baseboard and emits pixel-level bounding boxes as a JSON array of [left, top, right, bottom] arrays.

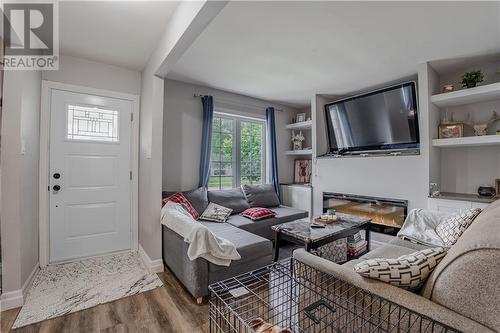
[[0, 289, 23, 311], [138, 245, 164, 274], [0, 264, 39, 311]]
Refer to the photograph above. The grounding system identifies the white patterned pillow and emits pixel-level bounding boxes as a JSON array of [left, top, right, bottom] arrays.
[[200, 203, 233, 223], [435, 208, 481, 246], [354, 247, 447, 290]]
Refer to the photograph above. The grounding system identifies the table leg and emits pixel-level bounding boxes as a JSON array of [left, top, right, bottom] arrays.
[[273, 231, 280, 262], [365, 225, 371, 252], [305, 242, 312, 253]]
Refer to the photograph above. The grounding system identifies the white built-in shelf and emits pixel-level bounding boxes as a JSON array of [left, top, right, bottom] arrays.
[[431, 82, 500, 108], [432, 135, 500, 148], [285, 149, 313, 155], [285, 120, 312, 130]]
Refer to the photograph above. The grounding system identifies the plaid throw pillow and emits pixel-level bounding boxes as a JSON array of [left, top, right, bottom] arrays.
[[241, 207, 276, 221], [354, 247, 447, 290], [161, 192, 200, 220], [200, 203, 232, 223], [435, 208, 481, 246]]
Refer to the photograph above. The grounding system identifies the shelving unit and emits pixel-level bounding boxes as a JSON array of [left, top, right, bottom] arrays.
[[425, 55, 500, 212], [285, 120, 312, 130], [431, 82, 500, 108], [432, 135, 500, 148], [285, 149, 313, 155]]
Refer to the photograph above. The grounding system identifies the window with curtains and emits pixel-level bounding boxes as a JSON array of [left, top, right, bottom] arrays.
[[209, 114, 266, 190]]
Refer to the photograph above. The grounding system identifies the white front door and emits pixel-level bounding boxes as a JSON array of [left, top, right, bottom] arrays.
[[49, 89, 132, 262]]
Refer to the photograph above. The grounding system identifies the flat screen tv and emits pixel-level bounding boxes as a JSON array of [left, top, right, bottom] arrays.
[[324, 82, 419, 155]]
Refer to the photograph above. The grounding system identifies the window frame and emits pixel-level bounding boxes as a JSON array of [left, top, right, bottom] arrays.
[[210, 111, 267, 190]]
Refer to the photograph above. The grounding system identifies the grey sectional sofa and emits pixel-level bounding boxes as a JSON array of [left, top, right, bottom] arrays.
[[162, 186, 308, 302], [294, 200, 500, 332]]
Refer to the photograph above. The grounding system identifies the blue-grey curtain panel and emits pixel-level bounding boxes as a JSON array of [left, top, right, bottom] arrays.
[[266, 107, 280, 200], [199, 95, 214, 188]]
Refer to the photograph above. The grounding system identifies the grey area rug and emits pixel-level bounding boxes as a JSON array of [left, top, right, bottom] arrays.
[[13, 252, 163, 329]]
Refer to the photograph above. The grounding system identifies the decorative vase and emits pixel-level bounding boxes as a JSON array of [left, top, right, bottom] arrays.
[[465, 81, 477, 88], [293, 141, 302, 150], [478, 185, 496, 197]]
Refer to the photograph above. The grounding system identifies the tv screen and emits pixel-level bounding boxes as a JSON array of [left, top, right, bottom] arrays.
[[325, 82, 419, 154]]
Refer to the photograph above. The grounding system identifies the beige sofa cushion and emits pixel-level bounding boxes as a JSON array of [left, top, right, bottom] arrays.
[[421, 200, 500, 331], [435, 208, 481, 246], [354, 247, 446, 290]]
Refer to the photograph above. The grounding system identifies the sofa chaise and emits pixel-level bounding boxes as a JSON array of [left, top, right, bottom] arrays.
[[162, 186, 308, 302]]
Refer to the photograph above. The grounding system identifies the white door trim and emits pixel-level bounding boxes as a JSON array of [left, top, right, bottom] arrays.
[[39, 80, 140, 267]]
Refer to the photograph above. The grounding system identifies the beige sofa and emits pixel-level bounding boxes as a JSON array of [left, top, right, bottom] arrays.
[[294, 200, 500, 333]]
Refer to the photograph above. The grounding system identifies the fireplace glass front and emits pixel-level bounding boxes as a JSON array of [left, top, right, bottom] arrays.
[[323, 192, 407, 235]]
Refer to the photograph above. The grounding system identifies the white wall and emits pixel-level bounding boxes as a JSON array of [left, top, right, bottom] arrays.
[[311, 76, 429, 215], [1, 70, 41, 306], [42, 55, 141, 95], [138, 1, 226, 262], [162, 79, 298, 191]]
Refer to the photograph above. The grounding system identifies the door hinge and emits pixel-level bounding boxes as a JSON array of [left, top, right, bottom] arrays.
[[131, 113, 133, 122], [130, 171, 132, 180]]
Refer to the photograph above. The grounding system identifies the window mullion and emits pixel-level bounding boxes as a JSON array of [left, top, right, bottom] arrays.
[[234, 119, 241, 188]]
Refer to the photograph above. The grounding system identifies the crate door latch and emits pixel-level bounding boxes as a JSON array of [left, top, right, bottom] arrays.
[[303, 300, 336, 324]]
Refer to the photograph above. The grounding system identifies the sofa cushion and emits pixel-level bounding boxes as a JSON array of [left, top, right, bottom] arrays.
[[435, 208, 481, 246], [163, 187, 209, 215], [183, 187, 209, 215], [162, 192, 200, 220], [421, 200, 500, 331], [354, 247, 447, 290], [241, 184, 280, 207], [360, 244, 419, 260], [200, 203, 232, 223], [227, 206, 308, 239], [202, 222, 272, 273], [208, 188, 250, 214], [241, 207, 276, 221], [389, 237, 431, 252]]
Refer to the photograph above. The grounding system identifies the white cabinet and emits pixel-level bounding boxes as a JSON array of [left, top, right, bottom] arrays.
[[428, 198, 490, 213], [281, 184, 312, 217]]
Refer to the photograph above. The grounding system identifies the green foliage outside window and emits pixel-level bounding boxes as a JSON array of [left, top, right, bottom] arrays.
[[209, 116, 264, 189]]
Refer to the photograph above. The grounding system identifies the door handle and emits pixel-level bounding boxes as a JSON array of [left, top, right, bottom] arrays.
[[53, 185, 61, 191]]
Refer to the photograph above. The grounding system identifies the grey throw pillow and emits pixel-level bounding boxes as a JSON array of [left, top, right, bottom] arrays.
[[162, 187, 209, 215], [354, 247, 447, 290], [208, 188, 250, 214], [200, 203, 232, 223], [241, 184, 280, 208], [183, 187, 209, 215]]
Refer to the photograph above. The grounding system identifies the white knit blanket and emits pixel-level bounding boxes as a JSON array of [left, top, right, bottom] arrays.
[[397, 208, 452, 248], [161, 202, 241, 266]]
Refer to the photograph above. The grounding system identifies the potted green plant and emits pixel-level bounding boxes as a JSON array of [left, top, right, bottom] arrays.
[[461, 70, 484, 88]]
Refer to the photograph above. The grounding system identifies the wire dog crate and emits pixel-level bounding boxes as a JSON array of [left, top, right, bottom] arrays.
[[209, 259, 459, 333]]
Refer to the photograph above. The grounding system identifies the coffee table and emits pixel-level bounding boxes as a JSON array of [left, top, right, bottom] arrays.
[[271, 213, 371, 262]]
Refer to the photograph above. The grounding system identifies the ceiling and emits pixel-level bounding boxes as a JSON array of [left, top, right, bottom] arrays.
[[168, 1, 500, 107], [59, 1, 179, 70]]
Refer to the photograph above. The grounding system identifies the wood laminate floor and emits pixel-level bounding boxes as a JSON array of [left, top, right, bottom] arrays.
[[1, 268, 209, 333]]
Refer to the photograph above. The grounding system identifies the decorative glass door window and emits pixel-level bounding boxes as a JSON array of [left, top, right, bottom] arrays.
[[67, 105, 119, 142], [209, 113, 266, 190]]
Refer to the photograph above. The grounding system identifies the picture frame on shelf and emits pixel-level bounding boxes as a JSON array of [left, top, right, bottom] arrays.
[[438, 123, 464, 139], [296, 113, 306, 123], [293, 159, 312, 184]]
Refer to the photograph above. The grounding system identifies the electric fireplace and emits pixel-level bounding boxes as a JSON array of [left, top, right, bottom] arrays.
[[323, 192, 407, 236]]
